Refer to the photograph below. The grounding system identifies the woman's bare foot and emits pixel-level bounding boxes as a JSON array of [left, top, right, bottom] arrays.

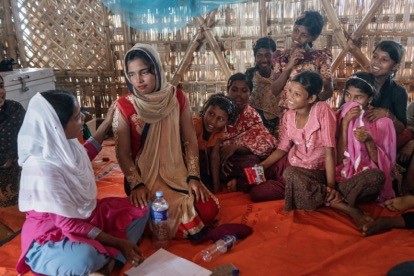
[[226, 179, 237, 192], [349, 208, 374, 229], [363, 217, 392, 236], [385, 195, 414, 212], [330, 201, 373, 229]]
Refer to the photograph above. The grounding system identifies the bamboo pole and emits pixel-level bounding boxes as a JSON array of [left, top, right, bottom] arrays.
[[2, 0, 17, 62], [350, 0, 384, 40], [320, 0, 349, 50], [102, 5, 115, 71], [171, 11, 217, 86], [331, 0, 385, 71], [195, 16, 231, 80], [9, 0, 28, 67], [259, 0, 267, 37]]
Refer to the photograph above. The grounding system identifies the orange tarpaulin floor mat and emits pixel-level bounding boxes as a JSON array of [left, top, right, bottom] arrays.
[[1, 141, 414, 275]]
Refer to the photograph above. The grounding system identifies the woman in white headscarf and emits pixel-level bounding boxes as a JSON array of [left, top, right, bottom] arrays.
[[16, 90, 148, 275], [114, 43, 220, 241]]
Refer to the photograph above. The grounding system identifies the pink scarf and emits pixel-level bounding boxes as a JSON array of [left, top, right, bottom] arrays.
[[337, 102, 396, 203]]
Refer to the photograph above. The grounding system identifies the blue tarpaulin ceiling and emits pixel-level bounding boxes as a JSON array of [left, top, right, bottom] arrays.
[[100, 0, 248, 32]]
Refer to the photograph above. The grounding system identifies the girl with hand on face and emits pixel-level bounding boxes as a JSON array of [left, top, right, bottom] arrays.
[[193, 93, 237, 193], [220, 73, 277, 193], [254, 71, 337, 208], [333, 72, 395, 228], [113, 43, 219, 242], [271, 10, 333, 119]]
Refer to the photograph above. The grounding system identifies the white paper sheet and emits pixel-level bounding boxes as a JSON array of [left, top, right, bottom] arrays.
[[125, 248, 212, 276]]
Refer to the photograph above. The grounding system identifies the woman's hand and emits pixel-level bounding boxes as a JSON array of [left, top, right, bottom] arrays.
[[398, 140, 414, 164], [343, 106, 361, 126], [286, 48, 305, 70], [220, 145, 237, 163], [189, 179, 210, 203], [118, 239, 145, 267], [353, 126, 371, 143], [220, 145, 238, 176], [325, 186, 342, 205], [130, 185, 149, 209], [104, 102, 116, 124], [365, 107, 388, 122]]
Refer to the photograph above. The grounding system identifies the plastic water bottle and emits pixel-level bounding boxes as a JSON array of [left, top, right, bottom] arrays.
[[151, 190, 170, 249], [201, 235, 237, 262]]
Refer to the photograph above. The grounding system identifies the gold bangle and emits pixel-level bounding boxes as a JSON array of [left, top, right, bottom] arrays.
[[186, 155, 200, 178], [126, 166, 142, 185]]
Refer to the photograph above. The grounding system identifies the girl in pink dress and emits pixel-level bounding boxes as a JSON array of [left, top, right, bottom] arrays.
[[332, 72, 395, 228], [253, 71, 337, 208]]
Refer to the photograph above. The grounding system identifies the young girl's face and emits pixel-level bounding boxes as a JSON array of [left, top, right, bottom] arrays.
[[370, 48, 398, 79], [286, 81, 313, 110], [227, 80, 250, 110], [127, 58, 156, 95], [344, 86, 370, 107], [203, 105, 229, 133], [64, 100, 85, 139], [291, 25, 314, 49]]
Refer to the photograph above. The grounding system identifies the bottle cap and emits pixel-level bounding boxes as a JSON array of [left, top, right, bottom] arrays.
[[155, 190, 163, 198]]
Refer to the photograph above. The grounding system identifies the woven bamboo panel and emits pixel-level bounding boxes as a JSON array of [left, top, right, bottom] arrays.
[[16, 0, 110, 70]]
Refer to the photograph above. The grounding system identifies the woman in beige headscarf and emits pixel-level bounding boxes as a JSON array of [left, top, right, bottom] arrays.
[[113, 43, 219, 240]]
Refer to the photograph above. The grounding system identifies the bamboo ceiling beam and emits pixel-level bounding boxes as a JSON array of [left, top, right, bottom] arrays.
[[320, 0, 374, 71], [259, 0, 267, 37], [9, 0, 28, 67], [171, 11, 217, 86], [3, 0, 17, 62], [331, 0, 384, 71], [102, 5, 115, 71], [195, 16, 232, 80]]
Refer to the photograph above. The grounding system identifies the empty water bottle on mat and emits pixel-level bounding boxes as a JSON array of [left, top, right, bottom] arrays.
[[201, 235, 237, 262], [151, 190, 170, 248]]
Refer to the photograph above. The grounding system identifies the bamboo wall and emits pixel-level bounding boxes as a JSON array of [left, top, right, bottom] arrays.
[[0, 0, 413, 116]]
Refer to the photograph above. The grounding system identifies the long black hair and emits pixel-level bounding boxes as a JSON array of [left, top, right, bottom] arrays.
[[291, 70, 323, 100], [294, 10, 324, 48], [227, 72, 253, 93], [41, 90, 77, 129], [339, 71, 377, 106], [200, 93, 237, 124]]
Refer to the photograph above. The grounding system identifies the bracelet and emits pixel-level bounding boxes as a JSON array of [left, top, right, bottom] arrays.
[[131, 183, 145, 191], [186, 175, 201, 183]]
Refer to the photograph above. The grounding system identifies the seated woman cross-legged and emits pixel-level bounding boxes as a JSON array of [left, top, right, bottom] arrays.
[[332, 72, 395, 228], [113, 43, 220, 242], [16, 91, 149, 275], [253, 71, 337, 206], [220, 73, 277, 194]]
